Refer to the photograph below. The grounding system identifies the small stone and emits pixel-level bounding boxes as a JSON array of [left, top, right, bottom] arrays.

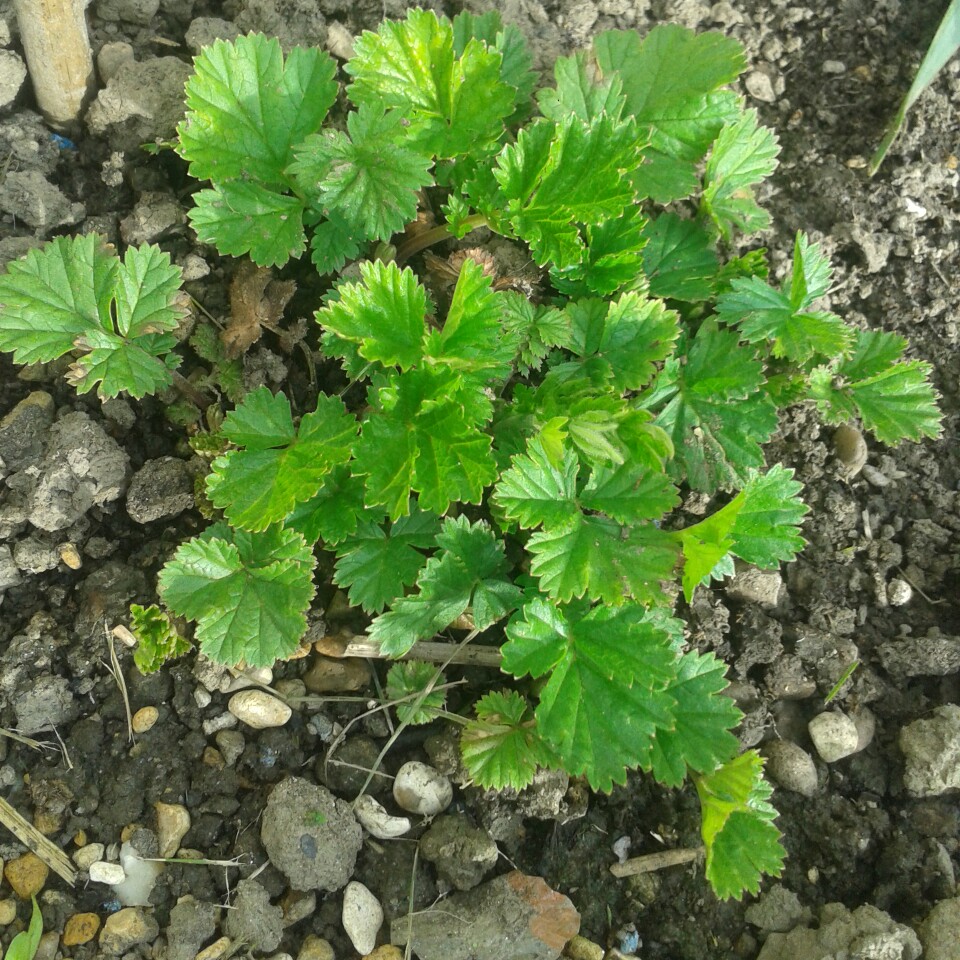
[[96, 41, 135, 84], [194, 688, 213, 709], [0, 49, 26, 108], [73, 842, 105, 870], [164, 895, 219, 960], [120, 192, 186, 245], [744, 884, 812, 933], [833, 424, 868, 478], [57, 542, 82, 569], [179, 253, 210, 281], [98, 907, 159, 954], [185, 17, 242, 53], [224, 880, 284, 952], [887, 578, 913, 607], [228, 690, 292, 729], [745, 70, 776, 103], [919, 897, 960, 960], [0, 899, 16, 924], [565, 935, 605, 960], [304, 654, 370, 693], [296, 935, 334, 960], [763, 740, 818, 798], [394, 762, 453, 816], [822, 60, 847, 74], [281, 889, 316, 927], [63, 913, 101, 946], [126, 457, 193, 523], [420, 814, 499, 890], [221, 665, 274, 693], [808, 711, 859, 763], [326, 21, 355, 59], [726, 566, 783, 607], [851, 706, 876, 753], [195, 936, 232, 960], [366, 947, 404, 960], [89, 860, 126, 885], [203, 746, 225, 769], [342, 881, 383, 956], [900, 705, 960, 797], [216, 729, 245, 766], [202, 712, 238, 736], [354, 795, 412, 840], [131, 706, 158, 733], [4, 852, 49, 898], [155, 802, 191, 858], [0, 170, 85, 230]]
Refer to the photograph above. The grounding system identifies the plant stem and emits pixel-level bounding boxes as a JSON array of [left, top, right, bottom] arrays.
[[319, 635, 502, 668], [394, 214, 489, 264]]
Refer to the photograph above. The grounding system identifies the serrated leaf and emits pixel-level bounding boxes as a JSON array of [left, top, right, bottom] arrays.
[[788, 231, 833, 306], [176, 34, 338, 185], [207, 388, 358, 531], [499, 293, 568, 375], [347, 8, 516, 157], [368, 516, 520, 656], [289, 104, 433, 243], [503, 599, 679, 791], [158, 522, 316, 667], [728, 465, 809, 568], [283, 466, 375, 546], [0, 235, 185, 398], [315, 260, 427, 370], [309, 212, 363, 275], [493, 436, 580, 530], [130, 604, 192, 674], [461, 690, 555, 790], [648, 651, 741, 787], [701, 109, 780, 240], [695, 751, 785, 899], [839, 328, 907, 379], [188, 181, 306, 268], [333, 509, 440, 613], [649, 325, 778, 492], [537, 50, 625, 123], [641, 213, 718, 301], [386, 661, 446, 725], [675, 500, 742, 603], [580, 461, 679, 525], [848, 360, 942, 443], [528, 516, 679, 605]]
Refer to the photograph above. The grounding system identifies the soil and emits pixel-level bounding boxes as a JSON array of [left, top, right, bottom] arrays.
[[0, 0, 958, 958]]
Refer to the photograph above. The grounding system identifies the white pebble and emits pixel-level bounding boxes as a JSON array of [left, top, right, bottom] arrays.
[[228, 691, 292, 729], [221, 666, 274, 693], [393, 761, 453, 816], [73, 842, 105, 870], [354, 795, 412, 839], [808, 711, 860, 762], [887, 578, 913, 607], [89, 860, 126, 885], [194, 688, 212, 709], [341, 881, 383, 956], [745, 70, 776, 103]]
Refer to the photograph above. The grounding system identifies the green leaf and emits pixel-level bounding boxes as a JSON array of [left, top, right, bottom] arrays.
[[309, 212, 363, 275], [461, 691, 555, 790], [158, 522, 316, 667], [176, 34, 338, 185], [580, 461, 679, 525], [695, 751, 785, 899], [701, 109, 780, 240], [130, 604, 192, 674], [188, 181, 306, 268], [641, 213, 718, 301], [788, 231, 833, 306], [493, 436, 580, 530], [675, 501, 741, 603], [499, 293, 568, 375], [333, 509, 440, 614], [207, 389, 358, 531], [648, 651, 740, 787], [528, 516, 679, 605], [537, 50, 625, 123], [503, 599, 679, 791], [386, 661, 446, 725], [840, 328, 907, 379], [368, 517, 520, 656], [0, 235, 185, 399], [728, 464, 809, 568], [347, 8, 516, 157], [315, 260, 427, 371], [649, 325, 778, 492], [5, 896, 43, 960], [289, 104, 433, 243], [353, 369, 497, 520], [283, 466, 374, 546], [847, 360, 943, 444]]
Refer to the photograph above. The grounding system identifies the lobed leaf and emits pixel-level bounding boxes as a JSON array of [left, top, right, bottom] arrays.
[[386, 661, 446, 725]]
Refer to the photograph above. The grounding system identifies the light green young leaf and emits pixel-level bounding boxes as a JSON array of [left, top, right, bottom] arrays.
[[289, 104, 434, 243], [4, 896, 43, 960], [701, 109, 780, 240], [641, 213, 718, 302], [315, 260, 427, 370], [158, 522, 316, 667], [493, 436, 580, 530], [130, 604, 192, 674], [502, 598, 679, 791], [207, 388, 358, 531], [347, 8, 517, 157], [675, 500, 742, 603], [386, 661, 446, 725], [846, 361, 943, 444], [695, 751, 785, 899], [461, 690, 556, 791], [499, 293, 568, 375], [333, 509, 440, 613], [188, 181, 307, 268], [176, 34, 338, 184], [0, 235, 185, 398]]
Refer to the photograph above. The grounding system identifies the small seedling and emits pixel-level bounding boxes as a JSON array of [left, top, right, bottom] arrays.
[[1, 897, 43, 960]]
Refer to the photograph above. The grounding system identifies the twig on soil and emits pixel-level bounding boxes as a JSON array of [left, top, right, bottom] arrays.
[[0, 796, 78, 885], [138, 854, 248, 868], [49, 723, 74, 770], [0, 727, 56, 753], [317, 634, 503, 668], [894, 567, 946, 606], [609, 846, 704, 878], [101, 621, 134, 743]]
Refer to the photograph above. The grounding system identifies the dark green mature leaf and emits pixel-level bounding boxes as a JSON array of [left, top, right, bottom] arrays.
[[188, 181, 306, 268], [847, 361, 943, 443], [649, 325, 778, 492], [493, 436, 580, 530], [333, 509, 440, 613], [315, 260, 427, 371], [696, 751, 785, 899], [176, 34, 338, 185], [580, 460, 679, 524], [158, 522, 315, 667], [461, 690, 556, 790], [641, 213, 718, 301], [289, 104, 433, 243], [347, 8, 516, 157], [283, 466, 374, 546], [503, 598, 679, 791], [648, 652, 740, 787], [207, 388, 358, 531], [0, 235, 185, 398], [537, 50, 625, 123], [368, 517, 520, 656]]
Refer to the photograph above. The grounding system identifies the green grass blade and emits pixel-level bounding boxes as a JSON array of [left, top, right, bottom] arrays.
[[869, 0, 960, 175]]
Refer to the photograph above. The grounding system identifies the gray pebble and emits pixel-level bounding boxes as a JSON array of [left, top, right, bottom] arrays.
[[900, 705, 960, 797], [808, 711, 859, 763], [763, 740, 818, 797]]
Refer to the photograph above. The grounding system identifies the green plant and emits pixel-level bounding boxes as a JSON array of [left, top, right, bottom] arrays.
[[0, 10, 942, 901], [1, 897, 42, 960]]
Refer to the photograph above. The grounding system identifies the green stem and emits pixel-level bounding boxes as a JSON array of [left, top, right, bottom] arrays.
[[394, 213, 490, 264]]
